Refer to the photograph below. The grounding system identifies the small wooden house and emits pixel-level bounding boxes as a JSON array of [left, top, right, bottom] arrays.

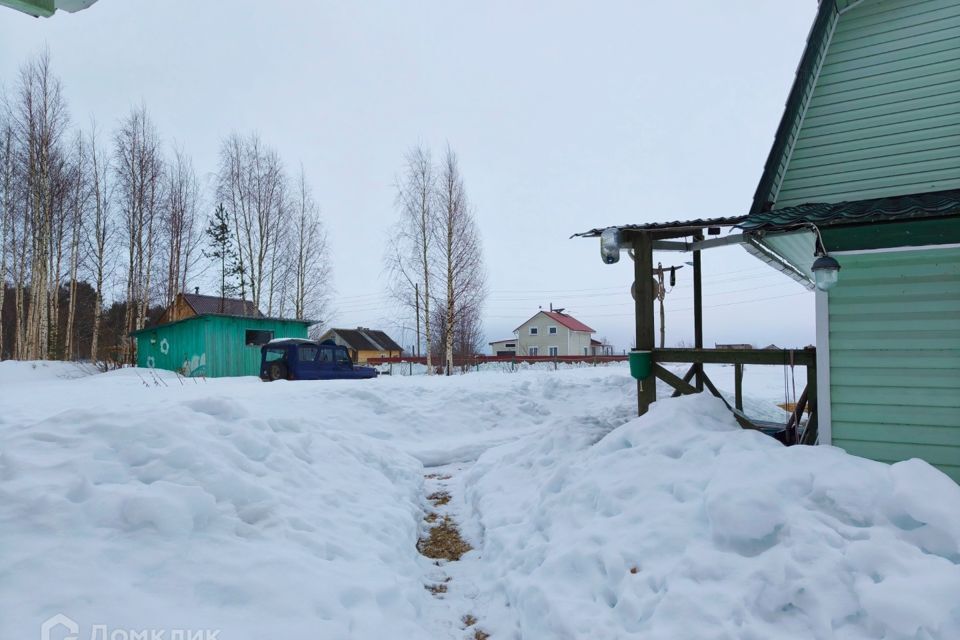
[[132, 293, 311, 377], [578, 0, 960, 482], [317, 327, 403, 363]]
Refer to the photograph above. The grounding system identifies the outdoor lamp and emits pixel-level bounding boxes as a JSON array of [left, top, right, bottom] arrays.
[[600, 227, 621, 264], [812, 254, 841, 291]]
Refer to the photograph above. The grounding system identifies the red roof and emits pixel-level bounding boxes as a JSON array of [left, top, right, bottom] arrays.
[[516, 311, 595, 334]]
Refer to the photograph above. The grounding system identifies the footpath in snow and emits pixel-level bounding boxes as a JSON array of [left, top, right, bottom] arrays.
[[1, 361, 959, 639]]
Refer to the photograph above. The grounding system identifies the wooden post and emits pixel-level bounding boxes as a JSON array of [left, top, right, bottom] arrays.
[[634, 232, 656, 415], [693, 233, 704, 392], [804, 354, 818, 443], [734, 363, 744, 411]]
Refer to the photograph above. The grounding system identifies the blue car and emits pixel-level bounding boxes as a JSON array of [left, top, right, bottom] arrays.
[[260, 339, 378, 381]]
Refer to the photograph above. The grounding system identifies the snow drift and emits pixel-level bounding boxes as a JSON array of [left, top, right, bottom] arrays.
[[463, 394, 960, 639]]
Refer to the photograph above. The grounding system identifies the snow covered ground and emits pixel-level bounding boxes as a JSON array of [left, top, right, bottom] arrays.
[[1, 361, 958, 639]]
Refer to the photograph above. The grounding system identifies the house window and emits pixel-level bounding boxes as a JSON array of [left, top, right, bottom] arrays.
[[584, 347, 589, 356], [548, 346, 558, 357], [245, 329, 274, 346], [528, 346, 539, 356], [529, 327, 538, 336], [548, 326, 557, 335]]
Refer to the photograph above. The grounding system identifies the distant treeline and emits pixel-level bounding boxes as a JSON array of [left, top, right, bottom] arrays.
[[0, 51, 331, 363]]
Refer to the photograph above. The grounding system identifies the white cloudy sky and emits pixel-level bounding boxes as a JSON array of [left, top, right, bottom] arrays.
[[0, 0, 819, 352]]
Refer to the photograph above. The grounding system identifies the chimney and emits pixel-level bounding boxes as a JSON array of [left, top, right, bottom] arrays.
[[194, 287, 199, 295], [549, 303, 553, 312]]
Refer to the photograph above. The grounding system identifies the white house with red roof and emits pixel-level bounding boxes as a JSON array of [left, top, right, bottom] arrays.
[[490, 308, 601, 357]]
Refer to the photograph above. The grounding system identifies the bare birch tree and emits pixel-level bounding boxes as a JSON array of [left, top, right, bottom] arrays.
[[387, 145, 436, 372], [114, 105, 163, 362], [10, 51, 70, 360], [85, 123, 112, 363], [288, 166, 331, 323], [162, 147, 202, 307], [216, 132, 287, 313], [63, 131, 89, 359], [434, 146, 486, 374], [0, 122, 11, 359]]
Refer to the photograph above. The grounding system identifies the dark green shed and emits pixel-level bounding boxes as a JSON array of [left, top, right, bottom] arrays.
[[131, 314, 312, 378]]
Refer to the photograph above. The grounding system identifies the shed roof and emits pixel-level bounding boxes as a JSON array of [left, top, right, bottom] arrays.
[[325, 328, 403, 352], [181, 292, 263, 317], [738, 189, 960, 231]]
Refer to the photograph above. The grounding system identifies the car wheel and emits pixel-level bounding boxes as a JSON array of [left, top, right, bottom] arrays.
[[268, 362, 287, 381]]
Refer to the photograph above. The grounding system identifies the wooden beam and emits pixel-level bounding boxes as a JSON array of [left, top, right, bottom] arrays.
[[693, 233, 704, 392], [654, 364, 697, 395], [802, 362, 819, 445], [653, 348, 816, 367], [670, 365, 696, 398], [784, 386, 809, 446], [734, 363, 744, 411], [634, 232, 656, 415]]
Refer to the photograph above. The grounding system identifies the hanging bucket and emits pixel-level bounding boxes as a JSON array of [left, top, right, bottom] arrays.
[[629, 350, 652, 380]]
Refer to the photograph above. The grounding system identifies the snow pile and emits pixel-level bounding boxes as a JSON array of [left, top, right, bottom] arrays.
[[463, 394, 960, 639], [0, 396, 437, 638], [0, 358, 99, 385]]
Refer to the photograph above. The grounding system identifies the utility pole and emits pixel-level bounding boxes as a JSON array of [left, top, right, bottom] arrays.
[[654, 262, 684, 349], [415, 282, 421, 358]]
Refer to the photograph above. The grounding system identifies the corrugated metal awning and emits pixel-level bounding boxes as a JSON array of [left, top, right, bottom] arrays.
[[571, 216, 747, 238]]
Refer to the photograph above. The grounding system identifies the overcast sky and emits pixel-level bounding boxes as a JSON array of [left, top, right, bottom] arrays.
[[0, 0, 819, 352]]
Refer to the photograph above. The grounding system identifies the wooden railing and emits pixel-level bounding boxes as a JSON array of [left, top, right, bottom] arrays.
[[650, 348, 818, 446]]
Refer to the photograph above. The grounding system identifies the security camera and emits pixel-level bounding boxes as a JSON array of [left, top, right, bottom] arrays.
[[600, 227, 621, 264]]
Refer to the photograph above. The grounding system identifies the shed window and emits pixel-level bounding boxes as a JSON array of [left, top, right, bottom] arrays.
[[245, 329, 274, 346], [505, 343, 515, 348]]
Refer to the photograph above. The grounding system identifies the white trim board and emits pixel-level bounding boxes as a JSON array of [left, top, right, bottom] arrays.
[[815, 289, 832, 446], [832, 242, 960, 256]]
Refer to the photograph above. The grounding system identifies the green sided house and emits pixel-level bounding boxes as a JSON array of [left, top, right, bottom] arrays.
[[742, 0, 960, 482], [131, 292, 312, 377], [578, 0, 960, 482]]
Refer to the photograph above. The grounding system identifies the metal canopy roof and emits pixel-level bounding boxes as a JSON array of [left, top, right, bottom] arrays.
[[738, 188, 960, 231], [571, 215, 747, 239], [1, 0, 97, 17]]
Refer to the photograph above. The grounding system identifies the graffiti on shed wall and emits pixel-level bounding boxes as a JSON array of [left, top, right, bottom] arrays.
[[182, 353, 207, 377]]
